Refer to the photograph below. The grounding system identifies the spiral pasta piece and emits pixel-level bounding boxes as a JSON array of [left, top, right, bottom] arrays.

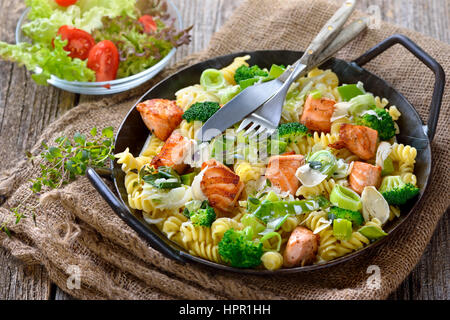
[[180, 221, 214, 244], [388, 205, 401, 221], [162, 212, 188, 242], [280, 216, 300, 233], [187, 241, 221, 263], [211, 218, 243, 244], [296, 178, 336, 199], [388, 106, 401, 121], [261, 251, 284, 271], [375, 96, 389, 109], [233, 161, 266, 183], [220, 55, 250, 85], [127, 188, 156, 214], [141, 135, 164, 157], [179, 120, 203, 140], [365, 217, 383, 228], [124, 171, 141, 195], [312, 132, 340, 148], [390, 143, 417, 165], [303, 211, 338, 261], [115, 148, 152, 173], [334, 232, 370, 256], [285, 137, 313, 155], [394, 161, 417, 186], [330, 117, 351, 135], [286, 132, 339, 155], [334, 148, 359, 163], [175, 84, 219, 110]]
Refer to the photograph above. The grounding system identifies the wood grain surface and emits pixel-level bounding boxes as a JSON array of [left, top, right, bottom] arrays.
[[0, 0, 448, 300]]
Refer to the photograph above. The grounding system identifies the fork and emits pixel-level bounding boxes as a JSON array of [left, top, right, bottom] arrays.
[[237, 0, 365, 139]]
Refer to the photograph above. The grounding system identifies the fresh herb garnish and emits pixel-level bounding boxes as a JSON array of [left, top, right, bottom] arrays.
[[2, 127, 115, 236], [29, 127, 115, 193]]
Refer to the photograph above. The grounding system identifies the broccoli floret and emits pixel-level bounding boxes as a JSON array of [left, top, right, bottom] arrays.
[[218, 227, 263, 268], [182, 102, 220, 123], [277, 122, 308, 143], [379, 176, 420, 205], [234, 65, 268, 84], [184, 201, 216, 227], [190, 206, 216, 227], [356, 108, 396, 140], [329, 206, 364, 227]]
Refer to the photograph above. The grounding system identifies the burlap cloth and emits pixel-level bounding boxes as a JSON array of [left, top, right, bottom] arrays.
[[0, 0, 448, 300]]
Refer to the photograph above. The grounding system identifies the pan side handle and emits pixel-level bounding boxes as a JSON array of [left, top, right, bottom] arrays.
[[353, 34, 445, 142], [86, 167, 186, 264]]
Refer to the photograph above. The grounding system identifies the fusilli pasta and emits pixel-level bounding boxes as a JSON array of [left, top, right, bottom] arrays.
[[220, 55, 250, 85], [211, 218, 243, 244], [261, 251, 284, 270], [175, 84, 219, 110], [234, 160, 266, 183], [296, 178, 336, 198]]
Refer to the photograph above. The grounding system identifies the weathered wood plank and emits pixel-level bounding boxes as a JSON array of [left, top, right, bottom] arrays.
[[0, 0, 78, 300], [0, 247, 51, 299]]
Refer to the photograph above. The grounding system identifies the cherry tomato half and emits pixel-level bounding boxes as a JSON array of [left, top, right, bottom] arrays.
[[56, 25, 96, 60], [55, 0, 77, 7], [87, 40, 120, 83], [138, 15, 158, 34]]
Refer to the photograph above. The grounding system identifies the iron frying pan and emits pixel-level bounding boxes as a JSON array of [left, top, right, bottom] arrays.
[[87, 34, 445, 274]]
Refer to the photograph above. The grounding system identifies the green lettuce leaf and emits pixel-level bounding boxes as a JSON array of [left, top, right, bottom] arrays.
[[21, 0, 137, 45], [25, 0, 56, 20], [92, 15, 191, 78], [0, 37, 95, 85]]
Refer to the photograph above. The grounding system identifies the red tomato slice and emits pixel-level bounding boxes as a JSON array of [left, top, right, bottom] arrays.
[[56, 25, 96, 60], [138, 15, 158, 33], [87, 40, 120, 83], [55, 0, 77, 7]]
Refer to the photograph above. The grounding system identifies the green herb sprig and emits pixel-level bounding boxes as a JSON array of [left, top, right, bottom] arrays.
[[2, 127, 115, 237], [29, 127, 115, 193]]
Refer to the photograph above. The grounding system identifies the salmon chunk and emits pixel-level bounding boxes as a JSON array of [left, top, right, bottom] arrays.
[[151, 131, 189, 174], [300, 95, 336, 132], [200, 159, 244, 215], [137, 99, 183, 141], [265, 154, 305, 196], [284, 226, 319, 267], [339, 124, 378, 160], [349, 161, 382, 194]]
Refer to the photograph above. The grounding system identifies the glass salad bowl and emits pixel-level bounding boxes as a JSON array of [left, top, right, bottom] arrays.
[[15, 0, 183, 95]]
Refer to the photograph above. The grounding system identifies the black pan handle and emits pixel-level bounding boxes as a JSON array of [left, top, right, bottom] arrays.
[[353, 34, 445, 142], [86, 167, 186, 264]]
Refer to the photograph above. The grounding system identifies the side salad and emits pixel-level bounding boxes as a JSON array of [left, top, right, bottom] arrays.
[[0, 0, 191, 85]]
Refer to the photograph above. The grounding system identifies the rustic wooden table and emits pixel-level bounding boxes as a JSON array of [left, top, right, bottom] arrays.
[[0, 0, 448, 300]]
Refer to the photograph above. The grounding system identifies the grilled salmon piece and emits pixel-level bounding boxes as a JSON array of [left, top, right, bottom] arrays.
[[284, 226, 319, 267], [300, 94, 336, 132], [339, 124, 378, 160], [137, 99, 183, 141], [151, 131, 189, 174], [349, 161, 382, 194], [265, 154, 305, 196], [200, 159, 244, 215]]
